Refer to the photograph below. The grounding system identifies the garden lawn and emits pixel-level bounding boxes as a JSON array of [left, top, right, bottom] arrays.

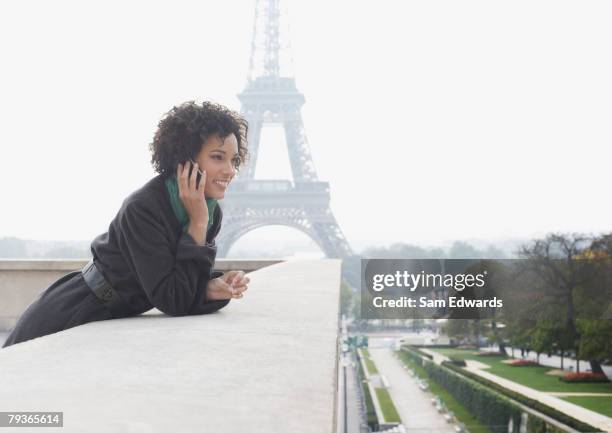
[[561, 396, 612, 418], [430, 348, 612, 393], [361, 348, 379, 375], [375, 388, 401, 423], [357, 357, 378, 429]]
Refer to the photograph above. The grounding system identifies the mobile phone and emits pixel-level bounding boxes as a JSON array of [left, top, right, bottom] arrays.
[[188, 159, 203, 187]]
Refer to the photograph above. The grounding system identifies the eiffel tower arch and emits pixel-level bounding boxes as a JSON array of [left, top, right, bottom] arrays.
[[217, 0, 352, 259]]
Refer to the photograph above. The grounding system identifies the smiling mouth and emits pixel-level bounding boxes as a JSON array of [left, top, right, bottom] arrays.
[[214, 180, 230, 188]]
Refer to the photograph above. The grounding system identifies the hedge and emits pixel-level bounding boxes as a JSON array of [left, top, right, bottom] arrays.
[[411, 344, 459, 349], [441, 360, 602, 432], [447, 356, 467, 367], [422, 358, 521, 433], [403, 348, 601, 433], [527, 416, 570, 433], [413, 347, 434, 359], [404, 348, 425, 366]]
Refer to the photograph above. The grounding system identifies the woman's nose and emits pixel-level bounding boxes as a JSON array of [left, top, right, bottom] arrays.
[[224, 161, 237, 177]]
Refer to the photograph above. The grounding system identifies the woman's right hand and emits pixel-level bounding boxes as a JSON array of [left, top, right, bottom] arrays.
[[177, 162, 208, 243], [206, 274, 249, 301]]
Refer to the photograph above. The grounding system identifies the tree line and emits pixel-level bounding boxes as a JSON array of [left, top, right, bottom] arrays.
[[341, 233, 612, 374]]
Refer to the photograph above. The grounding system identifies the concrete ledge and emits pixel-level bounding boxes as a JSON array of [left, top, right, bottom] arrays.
[[0, 259, 341, 433], [0, 259, 282, 331], [0, 258, 283, 272]]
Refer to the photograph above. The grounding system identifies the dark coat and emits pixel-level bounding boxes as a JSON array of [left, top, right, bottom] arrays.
[[2, 174, 229, 348]]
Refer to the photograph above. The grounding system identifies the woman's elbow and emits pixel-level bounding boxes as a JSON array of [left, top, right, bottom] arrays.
[[149, 288, 194, 317], [188, 299, 231, 315], [154, 302, 192, 317]]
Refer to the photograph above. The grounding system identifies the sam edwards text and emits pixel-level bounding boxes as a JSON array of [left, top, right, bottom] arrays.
[[372, 296, 503, 308]]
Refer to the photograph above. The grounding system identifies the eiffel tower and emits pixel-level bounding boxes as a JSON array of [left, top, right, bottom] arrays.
[[216, 0, 353, 259]]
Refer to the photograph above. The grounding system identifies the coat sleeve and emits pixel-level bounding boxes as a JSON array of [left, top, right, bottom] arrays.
[[118, 199, 229, 317], [187, 205, 230, 315]]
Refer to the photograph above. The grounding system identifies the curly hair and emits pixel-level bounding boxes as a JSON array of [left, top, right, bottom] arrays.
[[149, 101, 248, 177]]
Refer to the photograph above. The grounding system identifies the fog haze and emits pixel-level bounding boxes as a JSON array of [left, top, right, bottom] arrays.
[[1, 0, 610, 251]]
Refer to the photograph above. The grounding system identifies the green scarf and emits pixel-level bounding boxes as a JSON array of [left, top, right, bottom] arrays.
[[164, 174, 217, 233]]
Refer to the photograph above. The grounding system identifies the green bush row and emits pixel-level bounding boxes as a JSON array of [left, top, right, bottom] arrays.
[[447, 356, 467, 367], [421, 358, 521, 433], [411, 344, 459, 349], [402, 347, 602, 433], [441, 361, 602, 433], [404, 348, 425, 366], [413, 347, 434, 359], [527, 416, 571, 433]]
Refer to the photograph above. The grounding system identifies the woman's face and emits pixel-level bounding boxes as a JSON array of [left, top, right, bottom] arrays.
[[193, 133, 239, 199]]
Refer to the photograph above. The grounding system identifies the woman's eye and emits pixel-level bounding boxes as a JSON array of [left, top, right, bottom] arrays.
[[212, 154, 223, 160]]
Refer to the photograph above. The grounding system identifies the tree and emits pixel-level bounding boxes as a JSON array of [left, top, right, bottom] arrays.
[[519, 233, 601, 373], [339, 279, 354, 317], [361, 243, 446, 259], [589, 233, 612, 321], [0, 237, 27, 258], [44, 246, 90, 258], [577, 319, 612, 378], [449, 241, 481, 259], [443, 319, 472, 344], [529, 321, 558, 364], [479, 260, 510, 353]]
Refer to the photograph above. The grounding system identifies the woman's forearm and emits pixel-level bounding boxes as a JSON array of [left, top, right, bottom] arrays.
[[187, 221, 208, 245]]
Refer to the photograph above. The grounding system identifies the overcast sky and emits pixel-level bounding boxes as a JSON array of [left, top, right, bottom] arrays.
[[0, 0, 610, 252]]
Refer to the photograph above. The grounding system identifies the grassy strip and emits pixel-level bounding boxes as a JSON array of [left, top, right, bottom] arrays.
[[361, 348, 379, 375], [430, 348, 612, 393], [561, 396, 612, 418], [356, 350, 379, 430], [375, 387, 401, 423], [397, 350, 494, 433]]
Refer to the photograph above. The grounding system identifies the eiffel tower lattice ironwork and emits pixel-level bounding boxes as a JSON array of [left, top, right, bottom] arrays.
[[217, 0, 353, 258]]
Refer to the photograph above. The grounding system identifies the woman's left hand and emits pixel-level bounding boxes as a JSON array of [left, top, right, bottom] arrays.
[[222, 270, 250, 299]]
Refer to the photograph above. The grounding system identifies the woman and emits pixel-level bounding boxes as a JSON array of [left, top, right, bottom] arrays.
[[2, 101, 250, 348]]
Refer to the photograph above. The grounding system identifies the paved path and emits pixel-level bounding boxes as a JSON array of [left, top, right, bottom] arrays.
[[368, 346, 455, 433], [463, 360, 489, 369], [420, 348, 449, 366], [464, 364, 612, 432]]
